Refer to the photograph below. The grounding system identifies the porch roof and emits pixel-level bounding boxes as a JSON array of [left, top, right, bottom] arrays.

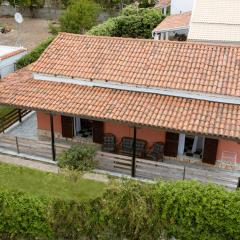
[[30, 33, 240, 98], [0, 68, 240, 140], [153, 12, 191, 33]]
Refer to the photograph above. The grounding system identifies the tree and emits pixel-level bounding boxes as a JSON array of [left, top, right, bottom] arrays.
[[88, 5, 163, 39], [8, 0, 45, 17], [59, 0, 100, 34]]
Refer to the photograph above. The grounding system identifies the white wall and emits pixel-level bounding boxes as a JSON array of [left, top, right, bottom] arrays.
[[0, 51, 27, 78], [171, 0, 194, 15]]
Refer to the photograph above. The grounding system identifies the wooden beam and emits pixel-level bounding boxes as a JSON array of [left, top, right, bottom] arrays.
[[50, 114, 56, 161], [131, 126, 137, 177]]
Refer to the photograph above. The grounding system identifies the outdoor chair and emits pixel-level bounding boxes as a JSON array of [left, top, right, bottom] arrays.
[[119, 137, 133, 156], [119, 137, 147, 158], [102, 133, 116, 153], [147, 142, 164, 161], [135, 139, 147, 158]]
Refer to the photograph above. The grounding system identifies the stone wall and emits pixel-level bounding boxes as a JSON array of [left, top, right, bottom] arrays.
[[0, 4, 62, 19]]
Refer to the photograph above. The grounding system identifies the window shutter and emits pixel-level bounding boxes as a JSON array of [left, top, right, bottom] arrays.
[[164, 132, 179, 157], [202, 138, 218, 165], [92, 121, 104, 144], [61, 116, 74, 138]]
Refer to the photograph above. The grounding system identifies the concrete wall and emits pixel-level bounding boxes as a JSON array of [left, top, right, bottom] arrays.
[[0, 51, 27, 78], [0, 4, 62, 19], [217, 139, 240, 163], [171, 0, 194, 15]]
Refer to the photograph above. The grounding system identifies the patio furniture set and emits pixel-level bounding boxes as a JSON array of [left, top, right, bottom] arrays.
[[102, 133, 164, 161]]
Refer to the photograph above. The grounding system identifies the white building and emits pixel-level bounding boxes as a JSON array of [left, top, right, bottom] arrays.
[[153, 0, 194, 40], [188, 0, 240, 44], [0, 46, 27, 78]]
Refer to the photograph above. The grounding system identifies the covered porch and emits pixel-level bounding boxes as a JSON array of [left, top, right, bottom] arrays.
[[2, 110, 240, 179]]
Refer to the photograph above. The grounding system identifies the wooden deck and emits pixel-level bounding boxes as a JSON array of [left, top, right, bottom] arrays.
[[0, 134, 239, 189]]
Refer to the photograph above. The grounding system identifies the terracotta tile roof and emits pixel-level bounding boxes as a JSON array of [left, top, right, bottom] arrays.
[[1, 68, 240, 140], [31, 33, 240, 98], [154, 11, 191, 32]]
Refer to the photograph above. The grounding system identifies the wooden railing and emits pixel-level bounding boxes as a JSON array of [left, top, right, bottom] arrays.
[[0, 134, 71, 160], [0, 134, 239, 189], [96, 151, 240, 189], [0, 109, 31, 133]]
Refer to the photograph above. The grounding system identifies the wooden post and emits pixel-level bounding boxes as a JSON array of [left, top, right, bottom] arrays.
[[15, 136, 20, 154], [237, 177, 240, 189], [131, 126, 137, 177], [50, 114, 56, 161], [183, 165, 186, 180], [18, 109, 22, 123]]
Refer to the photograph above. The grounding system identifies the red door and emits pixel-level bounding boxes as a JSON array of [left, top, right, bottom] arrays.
[[164, 132, 179, 157], [61, 115, 74, 138], [202, 138, 218, 165], [92, 121, 104, 144]]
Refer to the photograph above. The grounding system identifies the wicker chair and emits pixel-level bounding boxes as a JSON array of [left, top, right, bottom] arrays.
[[119, 137, 147, 157], [147, 142, 164, 161], [119, 137, 133, 155], [102, 133, 116, 153]]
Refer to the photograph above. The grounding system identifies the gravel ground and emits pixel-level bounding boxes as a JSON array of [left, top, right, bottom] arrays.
[[0, 16, 51, 50]]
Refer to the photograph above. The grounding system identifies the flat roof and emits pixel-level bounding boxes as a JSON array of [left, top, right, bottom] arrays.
[[0, 45, 26, 60]]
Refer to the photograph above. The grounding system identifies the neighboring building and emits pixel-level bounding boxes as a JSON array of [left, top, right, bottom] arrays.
[[0, 33, 240, 169], [188, 0, 240, 43], [0, 46, 26, 78], [155, 0, 171, 15], [170, 0, 194, 15], [153, 11, 191, 40]]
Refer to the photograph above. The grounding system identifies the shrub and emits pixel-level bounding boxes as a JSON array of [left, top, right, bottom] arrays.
[[58, 144, 97, 171], [16, 37, 54, 69], [88, 5, 163, 39], [0, 189, 52, 239], [1, 180, 240, 239], [59, 0, 100, 34]]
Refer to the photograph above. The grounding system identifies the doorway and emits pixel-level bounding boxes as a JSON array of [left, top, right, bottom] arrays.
[[74, 117, 93, 138], [178, 133, 204, 159]]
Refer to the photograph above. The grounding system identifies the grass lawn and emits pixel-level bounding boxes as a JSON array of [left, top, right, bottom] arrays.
[[0, 105, 14, 117], [0, 163, 106, 201]]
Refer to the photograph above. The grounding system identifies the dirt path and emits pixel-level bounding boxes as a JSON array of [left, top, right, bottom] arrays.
[[0, 17, 51, 50]]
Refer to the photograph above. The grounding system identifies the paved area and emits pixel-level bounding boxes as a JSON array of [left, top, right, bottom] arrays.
[[0, 17, 50, 50], [6, 112, 38, 140], [0, 153, 58, 173]]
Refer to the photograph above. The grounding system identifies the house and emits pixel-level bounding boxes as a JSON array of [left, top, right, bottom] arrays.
[[153, 11, 191, 40], [153, 0, 194, 40], [0, 45, 27, 78], [155, 0, 171, 15], [0, 33, 240, 172], [188, 0, 240, 43]]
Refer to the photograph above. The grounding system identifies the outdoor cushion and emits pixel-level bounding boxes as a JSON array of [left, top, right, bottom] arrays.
[[102, 133, 116, 153]]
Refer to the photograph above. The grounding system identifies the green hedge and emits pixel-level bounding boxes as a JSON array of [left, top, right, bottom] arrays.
[[16, 37, 54, 69], [0, 181, 240, 239], [88, 6, 163, 39]]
